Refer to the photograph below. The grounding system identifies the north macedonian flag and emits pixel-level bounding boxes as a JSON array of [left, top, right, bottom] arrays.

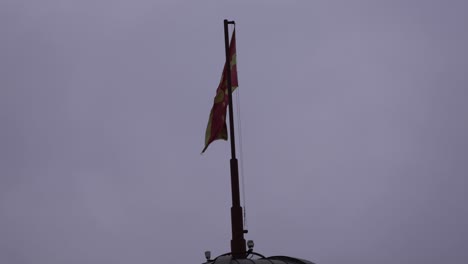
[[202, 30, 237, 153]]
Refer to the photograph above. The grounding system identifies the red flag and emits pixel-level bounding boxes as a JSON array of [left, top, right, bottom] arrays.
[[202, 30, 237, 153]]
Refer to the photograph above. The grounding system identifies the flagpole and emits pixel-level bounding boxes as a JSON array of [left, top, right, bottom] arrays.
[[223, 19, 247, 259]]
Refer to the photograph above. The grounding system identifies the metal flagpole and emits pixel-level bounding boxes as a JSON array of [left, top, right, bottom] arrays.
[[223, 19, 247, 259]]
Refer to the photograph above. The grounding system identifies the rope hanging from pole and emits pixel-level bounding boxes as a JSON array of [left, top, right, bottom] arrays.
[[236, 82, 248, 230]]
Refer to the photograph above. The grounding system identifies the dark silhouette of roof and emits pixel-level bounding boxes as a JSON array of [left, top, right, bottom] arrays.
[[205, 254, 315, 264]]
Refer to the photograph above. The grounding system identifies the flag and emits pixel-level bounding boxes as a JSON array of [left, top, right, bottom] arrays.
[[202, 30, 237, 153]]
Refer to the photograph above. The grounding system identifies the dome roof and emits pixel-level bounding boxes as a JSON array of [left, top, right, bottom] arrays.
[[207, 254, 315, 264]]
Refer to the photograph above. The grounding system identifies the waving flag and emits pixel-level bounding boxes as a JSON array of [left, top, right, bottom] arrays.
[[202, 30, 237, 153]]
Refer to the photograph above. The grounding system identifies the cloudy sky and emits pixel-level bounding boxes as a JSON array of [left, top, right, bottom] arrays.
[[1, 1, 468, 263]]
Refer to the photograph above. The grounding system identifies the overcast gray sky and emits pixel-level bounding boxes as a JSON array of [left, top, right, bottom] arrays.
[[1, 1, 468, 263]]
